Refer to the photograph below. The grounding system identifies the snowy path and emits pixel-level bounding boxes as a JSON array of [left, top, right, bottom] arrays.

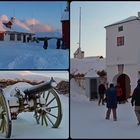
[[0, 95, 69, 139], [71, 99, 140, 139]]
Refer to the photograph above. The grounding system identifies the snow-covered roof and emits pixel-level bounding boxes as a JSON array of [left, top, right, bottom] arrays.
[[105, 16, 139, 28], [0, 19, 33, 34], [5, 24, 33, 34], [85, 69, 98, 78], [9, 24, 32, 34], [74, 47, 83, 55], [71, 56, 106, 78], [61, 9, 69, 21]]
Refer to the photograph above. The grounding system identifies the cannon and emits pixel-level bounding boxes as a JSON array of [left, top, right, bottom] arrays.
[[0, 77, 62, 138]]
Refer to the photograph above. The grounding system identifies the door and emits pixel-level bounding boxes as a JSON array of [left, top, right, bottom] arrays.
[[117, 74, 130, 101], [90, 79, 98, 100], [23, 35, 26, 43]]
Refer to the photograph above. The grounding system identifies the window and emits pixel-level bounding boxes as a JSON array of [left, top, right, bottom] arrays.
[[10, 34, 15, 41], [0, 33, 4, 41], [118, 64, 124, 74], [117, 36, 124, 46], [17, 34, 21, 41], [118, 26, 123, 32]]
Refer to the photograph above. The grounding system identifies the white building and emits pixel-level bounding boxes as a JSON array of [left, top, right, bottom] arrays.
[[0, 17, 34, 43], [71, 55, 106, 100], [105, 12, 140, 100], [73, 47, 84, 59]]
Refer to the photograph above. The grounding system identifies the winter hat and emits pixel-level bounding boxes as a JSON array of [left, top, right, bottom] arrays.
[[110, 83, 114, 88]]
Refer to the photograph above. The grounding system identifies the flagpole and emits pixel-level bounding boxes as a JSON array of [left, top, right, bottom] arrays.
[[79, 7, 81, 49]]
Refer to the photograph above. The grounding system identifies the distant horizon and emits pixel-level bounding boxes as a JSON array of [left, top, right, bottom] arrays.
[[0, 71, 69, 80]]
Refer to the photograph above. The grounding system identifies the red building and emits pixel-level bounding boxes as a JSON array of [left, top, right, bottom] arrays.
[[61, 3, 70, 49]]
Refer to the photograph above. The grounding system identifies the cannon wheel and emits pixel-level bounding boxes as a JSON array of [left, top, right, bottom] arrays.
[[34, 88, 62, 128], [0, 89, 12, 138]]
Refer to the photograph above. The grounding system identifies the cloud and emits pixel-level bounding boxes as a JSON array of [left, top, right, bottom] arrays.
[[0, 15, 9, 31], [0, 15, 54, 33], [0, 15, 9, 22], [30, 23, 53, 32], [25, 18, 40, 26], [23, 18, 54, 32], [15, 20, 31, 31], [19, 71, 33, 75]]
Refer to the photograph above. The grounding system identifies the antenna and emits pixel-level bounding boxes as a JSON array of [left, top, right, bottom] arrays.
[[31, 13, 35, 32], [66, 1, 70, 11], [79, 7, 81, 49], [13, 8, 15, 17]]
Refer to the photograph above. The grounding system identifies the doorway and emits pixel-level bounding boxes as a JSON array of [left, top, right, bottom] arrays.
[[90, 79, 98, 100], [117, 74, 131, 101], [23, 35, 26, 43]]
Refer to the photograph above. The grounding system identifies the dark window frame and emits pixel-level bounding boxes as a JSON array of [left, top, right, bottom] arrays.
[[17, 34, 21, 41], [117, 36, 124, 46], [118, 26, 123, 32], [10, 33, 15, 41]]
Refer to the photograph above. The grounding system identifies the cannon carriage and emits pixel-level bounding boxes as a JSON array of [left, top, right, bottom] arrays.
[[0, 77, 62, 138]]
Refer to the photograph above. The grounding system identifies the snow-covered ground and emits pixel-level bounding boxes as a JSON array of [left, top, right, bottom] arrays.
[[0, 41, 69, 69], [0, 72, 69, 139], [70, 78, 140, 139], [0, 94, 69, 139]]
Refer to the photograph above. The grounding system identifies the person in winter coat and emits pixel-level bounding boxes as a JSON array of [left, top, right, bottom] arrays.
[[105, 83, 117, 121], [115, 83, 123, 104], [131, 79, 140, 125], [98, 83, 106, 105], [56, 39, 61, 49]]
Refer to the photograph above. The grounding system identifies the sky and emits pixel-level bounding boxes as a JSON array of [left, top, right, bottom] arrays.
[[71, 1, 140, 58], [0, 1, 67, 32]]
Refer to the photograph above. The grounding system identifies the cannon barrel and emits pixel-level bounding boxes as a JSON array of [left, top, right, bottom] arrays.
[[24, 77, 56, 95]]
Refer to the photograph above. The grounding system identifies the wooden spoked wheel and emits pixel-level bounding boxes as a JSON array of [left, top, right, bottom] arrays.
[[0, 89, 12, 138], [34, 88, 62, 128]]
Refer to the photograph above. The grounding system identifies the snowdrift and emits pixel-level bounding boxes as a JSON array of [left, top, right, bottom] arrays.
[[70, 78, 88, 102], [0, 41, 69, 69]]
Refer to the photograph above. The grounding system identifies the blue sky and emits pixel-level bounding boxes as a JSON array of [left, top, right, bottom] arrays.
[[0, 1, 67, 31], [71, 1, 140, 58]]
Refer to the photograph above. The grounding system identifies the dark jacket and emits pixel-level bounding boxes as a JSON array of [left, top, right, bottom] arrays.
[[98, 84, 106, 95], [131, 84, 140, 106], [106, 87, 117, 108]]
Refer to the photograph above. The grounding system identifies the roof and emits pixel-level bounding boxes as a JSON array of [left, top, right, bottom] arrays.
[[71, 56, 106, 78], [85, 69, 98, 78], [61, 9, 69, 21], [105, 16, 139, 28], [74, 47, 82, 55], [0, 20, 33, 34], [6, 24, 33, 34]]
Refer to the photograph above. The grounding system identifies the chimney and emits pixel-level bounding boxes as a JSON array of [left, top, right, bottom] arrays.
[[138, 12, 140, 17], [3, 17, 16, 29], [10, 17, 16, 23]]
